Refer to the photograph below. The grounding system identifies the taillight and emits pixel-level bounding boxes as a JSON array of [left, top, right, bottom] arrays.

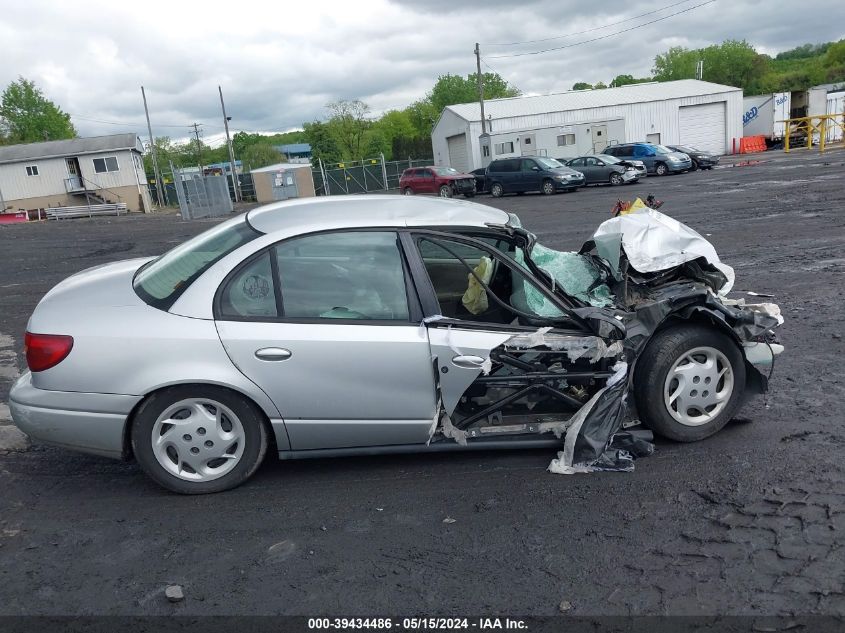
[[24, 332, 74, 372]]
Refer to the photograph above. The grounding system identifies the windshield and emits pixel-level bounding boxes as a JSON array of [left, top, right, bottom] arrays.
[[133, 217, 260, 310], [654, 145, 675, 155], [433, 167, 460, 176], [535, 157, 564, 169], [599, 155, 620, 164], [674, 145, 696, 153]]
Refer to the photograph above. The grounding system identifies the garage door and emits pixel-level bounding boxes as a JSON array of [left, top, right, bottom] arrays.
[[447, 134, 469, 172], [679, 102, 726, 154]]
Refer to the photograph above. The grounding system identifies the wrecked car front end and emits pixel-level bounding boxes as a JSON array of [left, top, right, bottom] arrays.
[[425, 208, 783, 475]]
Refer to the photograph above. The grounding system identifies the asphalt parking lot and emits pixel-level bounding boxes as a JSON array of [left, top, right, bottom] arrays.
[[1, 149, 844, 617]]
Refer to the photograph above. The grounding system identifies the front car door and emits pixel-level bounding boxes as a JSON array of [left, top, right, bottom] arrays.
[[215, 230, 438, 450], [404, 230, 613, 436], [419, 169, 436, 194], [520, 158, 542, 192], [580, 157, 600, 183]]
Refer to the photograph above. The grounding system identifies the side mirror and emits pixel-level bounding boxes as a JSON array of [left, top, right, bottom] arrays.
[[531, 166, 540, 171]]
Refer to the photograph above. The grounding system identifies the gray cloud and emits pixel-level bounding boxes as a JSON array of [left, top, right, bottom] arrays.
[[0, 0, 842, 143]]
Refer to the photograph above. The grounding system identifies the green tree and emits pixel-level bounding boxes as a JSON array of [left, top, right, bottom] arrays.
[[653, 40, 769, 92], [0, 77, 76, 144], [571, 82, 593, 90], [303, 120, 342, 166], [325, 99, 371, 160], [427, 72, 519, 115], [240, 143, 282, 170]]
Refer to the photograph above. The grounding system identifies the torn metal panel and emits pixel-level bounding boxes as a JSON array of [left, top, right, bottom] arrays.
[[504, 327, 624, 363], [592, 208, 735, 295], [426, 326, 513, 415]]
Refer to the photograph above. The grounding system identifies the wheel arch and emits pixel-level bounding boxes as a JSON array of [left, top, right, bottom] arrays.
[[121, 381, 282, 461], [635, 307, 764, 398]]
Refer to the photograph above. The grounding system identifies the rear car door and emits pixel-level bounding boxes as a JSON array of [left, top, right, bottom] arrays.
[[215, 230, 437, 450]]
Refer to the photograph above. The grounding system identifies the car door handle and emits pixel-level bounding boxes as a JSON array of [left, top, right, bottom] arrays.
[[452, 354, 486, 368], [254, 347, 292, 361]]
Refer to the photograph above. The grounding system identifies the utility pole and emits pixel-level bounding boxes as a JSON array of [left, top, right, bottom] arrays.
[[191, 123, 203, 172], [218, 86, 241, 202], [696, 60, 704, 80], [141, 86, 167, 206], [475, 43, 486, 134]]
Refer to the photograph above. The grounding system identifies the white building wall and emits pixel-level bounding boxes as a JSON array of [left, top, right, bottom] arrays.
[[433, 89, 743, 171], [0, 149, 142, 201]]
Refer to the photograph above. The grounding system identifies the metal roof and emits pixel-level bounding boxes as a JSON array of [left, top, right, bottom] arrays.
[[275, 143, 311, 153], [446, 79, 741, 122], [250, 162, 314, 174], [0, 133, 141, 164], [247, 194, 509, 235]]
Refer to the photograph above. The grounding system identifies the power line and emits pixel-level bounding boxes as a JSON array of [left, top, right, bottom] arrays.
[[487, 0, 716, 59], [488, 0, 697, 47], [480, 57, 523, 95]]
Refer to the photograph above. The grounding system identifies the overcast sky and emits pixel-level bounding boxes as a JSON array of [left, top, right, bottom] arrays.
[[1, 0, 842, 147]]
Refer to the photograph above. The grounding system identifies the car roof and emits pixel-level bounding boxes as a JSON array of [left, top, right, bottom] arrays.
[[246, 194, 510, 235]]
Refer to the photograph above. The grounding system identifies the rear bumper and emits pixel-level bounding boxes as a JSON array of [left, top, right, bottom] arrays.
[[556, 177, 584, 190], [8, 372, 140, 459]]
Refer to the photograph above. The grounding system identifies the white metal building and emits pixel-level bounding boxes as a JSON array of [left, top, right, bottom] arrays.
[[0, 134, 152, 213], [431, 79, 744, 172]]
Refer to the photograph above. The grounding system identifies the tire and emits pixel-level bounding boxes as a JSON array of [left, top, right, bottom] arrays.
[[490, 182, 504, 198], [633, 324, 746, 443], [689, 160, 699, 172], [439, 185, 453, 198], [403, 187, 414, 196], [654, 162, 668, 176], [131, 385, 269, 494], [541, 179, 555, 195], [609, 172, 623, 186]]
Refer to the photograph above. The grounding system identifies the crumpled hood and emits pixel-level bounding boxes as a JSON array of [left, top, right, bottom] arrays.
[[591, 208, 735, 294]]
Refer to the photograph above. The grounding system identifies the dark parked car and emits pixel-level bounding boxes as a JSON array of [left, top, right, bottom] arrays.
[[486, 156, 585, 197], [470, 167, 488, 193], [666, 145, 720, 170], [399, 166, 476, 198], [603, 143, 691, 176], [564, 155, 640, 186]]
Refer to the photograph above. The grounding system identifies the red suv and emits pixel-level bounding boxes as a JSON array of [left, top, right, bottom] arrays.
[[399, 166, 476, 198]]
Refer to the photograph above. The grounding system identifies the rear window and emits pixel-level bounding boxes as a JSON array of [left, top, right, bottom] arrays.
[[134, 217, 260, 310]]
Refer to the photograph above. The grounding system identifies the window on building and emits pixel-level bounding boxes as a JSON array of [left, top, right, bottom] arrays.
[[494, 141, 514, 155], [556, 134, 576, 146], [524, 137, 532, 145], [93, 156, 119, 173], [25, 165, 39, 176], [482, 145, 490, 157]]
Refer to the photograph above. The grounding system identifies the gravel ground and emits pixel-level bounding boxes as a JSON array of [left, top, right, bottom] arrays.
[[0, 148, 844, 617]]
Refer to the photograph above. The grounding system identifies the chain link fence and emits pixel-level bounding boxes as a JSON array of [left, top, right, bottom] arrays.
[[313, 155, 433, 196]]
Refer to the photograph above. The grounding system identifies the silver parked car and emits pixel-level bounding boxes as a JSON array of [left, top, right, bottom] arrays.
[[10, 196, 784, 493]]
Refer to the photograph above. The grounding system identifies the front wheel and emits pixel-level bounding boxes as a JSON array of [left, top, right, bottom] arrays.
[[633, 324, 746, 442], [439, 185, 453, 198], [131, 385, 269, 494], [609, 172, 623, 186], [654, 162, 668, 176], [689, 160, 699, 172], [541, 179, 555, 195], [490, 182, 504, 198], [403, 187, 414, 196]]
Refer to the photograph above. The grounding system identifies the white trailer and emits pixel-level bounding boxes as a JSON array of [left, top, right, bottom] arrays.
[[825, 90, 845, 144], [742, 92, 790, 140]]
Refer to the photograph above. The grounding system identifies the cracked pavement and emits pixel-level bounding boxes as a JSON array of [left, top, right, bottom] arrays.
[[0, 149, 844, 616]]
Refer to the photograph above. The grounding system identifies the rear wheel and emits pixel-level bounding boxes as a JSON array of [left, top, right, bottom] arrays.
[[490, 182, 504, 198], [633, 324, 745, 442], [131, 385, 268, 494], [439, 185, 453, 198], [541, 179, 555, 195], [655, 162, 668, 176], [609, 172, 623, 186], [403, 187, 414, 196], [689, 160, 699, 171]]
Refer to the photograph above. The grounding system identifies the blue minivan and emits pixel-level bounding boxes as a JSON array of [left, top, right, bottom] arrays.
[[485, 156, 585, 197], [603, 143, 691, 175]]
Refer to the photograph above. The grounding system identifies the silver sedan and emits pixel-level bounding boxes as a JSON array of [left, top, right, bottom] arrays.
[[10, 196, 783, 493]]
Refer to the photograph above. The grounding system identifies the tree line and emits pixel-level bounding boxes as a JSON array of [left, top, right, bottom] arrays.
[[573, 38, 845, 95]]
